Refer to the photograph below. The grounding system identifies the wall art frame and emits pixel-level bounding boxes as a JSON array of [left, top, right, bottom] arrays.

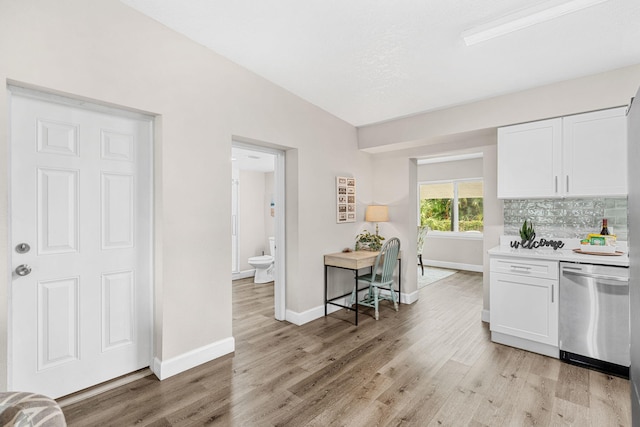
[[336, 176, 356, 223]]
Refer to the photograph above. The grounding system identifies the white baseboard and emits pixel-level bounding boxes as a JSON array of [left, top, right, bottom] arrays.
[[401, 290, 419, 304], [151, 337, 235, 380], [286, 300, 344, 326], [232, 269, 255, 280], [425, 260, 483, 273], [481, 309, 490, 323], [371, 289, 418, 305], [286, 290, 419, 326]]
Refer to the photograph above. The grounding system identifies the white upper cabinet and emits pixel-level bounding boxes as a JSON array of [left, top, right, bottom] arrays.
[[562, 108, 628, 197], [498, 118, 562, 198], [497, 107, 628, 199]]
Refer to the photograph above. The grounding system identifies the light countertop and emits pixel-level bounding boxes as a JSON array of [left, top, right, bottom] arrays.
[[489, 236, 629, 267]]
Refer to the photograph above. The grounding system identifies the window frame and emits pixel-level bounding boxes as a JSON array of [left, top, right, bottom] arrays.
[[417, 177, 484, 239]]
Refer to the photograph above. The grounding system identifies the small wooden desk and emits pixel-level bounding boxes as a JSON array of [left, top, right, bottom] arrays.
[[324, 250, 401, 325]]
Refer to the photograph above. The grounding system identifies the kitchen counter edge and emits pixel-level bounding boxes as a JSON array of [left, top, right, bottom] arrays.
[[488, 245, 629, 267]]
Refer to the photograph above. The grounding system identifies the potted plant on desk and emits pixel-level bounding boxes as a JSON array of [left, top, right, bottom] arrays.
[[355, 230, 385, 251]]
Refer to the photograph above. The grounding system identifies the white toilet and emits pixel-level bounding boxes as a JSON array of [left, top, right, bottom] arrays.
[[248, 237, 275, 283]]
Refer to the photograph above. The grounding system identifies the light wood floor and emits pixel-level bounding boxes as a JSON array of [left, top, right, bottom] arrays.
[[62, 271, 631, 426]]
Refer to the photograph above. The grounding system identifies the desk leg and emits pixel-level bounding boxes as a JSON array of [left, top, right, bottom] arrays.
[[354, 270, 358, 326], [324, 264, 328, 317]]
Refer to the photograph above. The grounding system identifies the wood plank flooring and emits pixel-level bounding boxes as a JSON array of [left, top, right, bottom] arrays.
[[61, 272, 631, 426]]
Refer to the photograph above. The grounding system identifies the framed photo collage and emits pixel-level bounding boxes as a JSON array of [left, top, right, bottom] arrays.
[[336, 176, 356, 223]]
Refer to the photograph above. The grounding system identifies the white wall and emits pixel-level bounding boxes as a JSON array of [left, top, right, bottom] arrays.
[[0, 0, 373, 387], [482, 145, 502, 321], [368, 156, 418, 302], [264, 172, 275, 240], [358, 64, 640, 152], [371, 133, 500, 313], [239, 170, 267, 272], [421, 236, 483, 271]]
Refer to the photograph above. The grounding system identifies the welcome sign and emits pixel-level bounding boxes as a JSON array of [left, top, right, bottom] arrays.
[[510, 235, 565, 250]]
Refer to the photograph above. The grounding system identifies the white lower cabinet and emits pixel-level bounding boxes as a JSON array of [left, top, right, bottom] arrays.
[[490, 256, 559, 358]]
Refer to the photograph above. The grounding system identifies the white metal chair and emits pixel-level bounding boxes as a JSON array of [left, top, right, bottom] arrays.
[[350, 237, 401, 320], [417, 226, 429, 276]]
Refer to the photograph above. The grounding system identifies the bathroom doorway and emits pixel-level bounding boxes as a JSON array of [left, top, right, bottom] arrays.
[[231, 142, 286, 320]]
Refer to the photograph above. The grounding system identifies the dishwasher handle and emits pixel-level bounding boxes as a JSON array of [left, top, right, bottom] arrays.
[[562, 269, 629, 284]]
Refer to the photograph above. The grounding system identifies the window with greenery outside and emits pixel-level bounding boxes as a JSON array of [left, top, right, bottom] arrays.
[[419, 180, 483, 232]]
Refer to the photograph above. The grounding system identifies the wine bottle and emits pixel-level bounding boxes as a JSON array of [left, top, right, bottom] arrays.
[[600, 218, 610, 235]]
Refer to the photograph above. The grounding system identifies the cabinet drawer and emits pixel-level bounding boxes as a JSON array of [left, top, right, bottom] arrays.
[[490, 257, 558, 280]]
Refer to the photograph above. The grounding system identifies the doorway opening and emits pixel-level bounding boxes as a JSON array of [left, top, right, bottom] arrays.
[[231, 142, 286, 320], [415, 153, 484, 290]]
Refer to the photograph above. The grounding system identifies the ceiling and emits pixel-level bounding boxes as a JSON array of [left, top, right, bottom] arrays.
[[121, 0, 640, 127]]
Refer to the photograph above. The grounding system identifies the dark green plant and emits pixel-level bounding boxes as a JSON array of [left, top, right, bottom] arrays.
[[520, 219, 536, 241], [355, 230, 385, 251]]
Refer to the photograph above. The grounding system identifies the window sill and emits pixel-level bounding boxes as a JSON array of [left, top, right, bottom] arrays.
[[428, 231, 483, 240]]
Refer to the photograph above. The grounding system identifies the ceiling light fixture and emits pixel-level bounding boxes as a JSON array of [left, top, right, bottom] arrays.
[[462, 0, 610, 46]]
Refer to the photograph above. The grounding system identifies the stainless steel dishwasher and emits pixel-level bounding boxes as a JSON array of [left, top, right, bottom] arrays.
[[559, 262, 630, 378]]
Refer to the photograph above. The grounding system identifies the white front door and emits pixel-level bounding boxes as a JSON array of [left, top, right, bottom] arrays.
[[9, 90, 153, 398]]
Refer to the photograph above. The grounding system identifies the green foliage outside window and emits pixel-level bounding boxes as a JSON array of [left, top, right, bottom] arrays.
[[420, 198, 451, 231], [420, 197, 483, 232]]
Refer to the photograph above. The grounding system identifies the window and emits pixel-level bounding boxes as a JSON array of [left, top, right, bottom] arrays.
[[419, 179, 483, 235]]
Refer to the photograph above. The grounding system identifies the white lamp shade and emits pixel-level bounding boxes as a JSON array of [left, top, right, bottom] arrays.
[[365, 205, 389, 222]]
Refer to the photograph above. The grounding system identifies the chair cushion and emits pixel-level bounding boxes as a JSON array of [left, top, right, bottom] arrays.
[[0, 392, 66, 427]]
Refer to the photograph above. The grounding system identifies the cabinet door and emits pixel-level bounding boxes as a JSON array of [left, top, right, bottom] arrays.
[[497, 118, 562, 199], [563, 107, 627, 197], [490, 272, 558, 346]]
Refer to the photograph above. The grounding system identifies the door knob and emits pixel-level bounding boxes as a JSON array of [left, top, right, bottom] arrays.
[[15, 264, 32, 276]]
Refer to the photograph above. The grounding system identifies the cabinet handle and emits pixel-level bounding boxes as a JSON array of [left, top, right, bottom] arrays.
[[555, 176, 558, 193], [566, 176, 569, 193], [551, 284, 554, 303], [510, 265, 532, 270]]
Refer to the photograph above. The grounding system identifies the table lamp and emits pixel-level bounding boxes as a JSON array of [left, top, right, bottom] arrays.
[[365, 205, 389, 236]]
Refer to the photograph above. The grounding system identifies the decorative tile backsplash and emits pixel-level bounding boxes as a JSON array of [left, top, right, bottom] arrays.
[[503, 198, 628, 241]]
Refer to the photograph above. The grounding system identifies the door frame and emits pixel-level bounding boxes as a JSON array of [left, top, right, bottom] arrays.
[[6, 84, 156, 390], [231, 167, 240, 274], [231, 140, 286, 321]]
